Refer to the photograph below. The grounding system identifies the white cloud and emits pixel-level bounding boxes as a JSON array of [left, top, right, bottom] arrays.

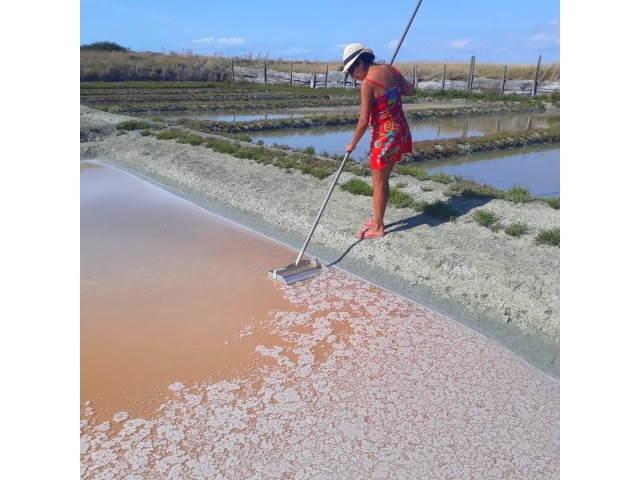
[[187, 37, 245, 49], [450, 37, 472, 49], [217, 37, 245, 47], [528, 19, 560, 48], [385, 40, 400, 50], [530, 32, 559, 46]]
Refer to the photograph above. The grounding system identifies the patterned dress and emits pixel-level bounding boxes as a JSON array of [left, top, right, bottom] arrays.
[[363, 68, 413, 169]]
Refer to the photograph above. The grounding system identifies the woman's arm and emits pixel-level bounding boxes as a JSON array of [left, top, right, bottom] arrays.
[[346, 82, 373, 152], [391, 66, 416, 96], [398, 72, 416, 96]]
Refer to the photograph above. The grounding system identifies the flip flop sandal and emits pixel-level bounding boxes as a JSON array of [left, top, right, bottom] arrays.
[[363, 219, 384, 228], [357, 227, 385, 239]]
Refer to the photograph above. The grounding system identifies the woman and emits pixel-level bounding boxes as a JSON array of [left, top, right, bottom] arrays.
[[343, 43, 416, 239]]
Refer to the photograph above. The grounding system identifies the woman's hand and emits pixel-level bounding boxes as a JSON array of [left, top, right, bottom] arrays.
[[346, 143, 356, 153]]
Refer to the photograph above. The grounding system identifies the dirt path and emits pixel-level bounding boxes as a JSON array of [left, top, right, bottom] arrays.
[[80, 105, 560, 377]]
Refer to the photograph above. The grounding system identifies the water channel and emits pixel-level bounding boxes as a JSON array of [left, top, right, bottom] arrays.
[[150, 111, 560, 197]]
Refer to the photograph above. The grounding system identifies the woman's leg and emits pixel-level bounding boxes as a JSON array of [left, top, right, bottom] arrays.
[[368, 163, 395, 235]]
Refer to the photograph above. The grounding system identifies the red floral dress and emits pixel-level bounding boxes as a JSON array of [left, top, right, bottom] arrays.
[[363, 68, 412, 169]]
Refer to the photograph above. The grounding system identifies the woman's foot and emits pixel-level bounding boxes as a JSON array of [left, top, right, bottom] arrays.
[[363, 219, 384, 228], [357, 227, 385, 239]]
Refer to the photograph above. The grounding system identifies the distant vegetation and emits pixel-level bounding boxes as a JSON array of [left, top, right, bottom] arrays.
[[81, 41, 130, 52], [81, 43, 560, 83]]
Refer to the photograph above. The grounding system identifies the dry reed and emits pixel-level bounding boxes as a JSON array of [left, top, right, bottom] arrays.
[[81, 51, 560, 83]]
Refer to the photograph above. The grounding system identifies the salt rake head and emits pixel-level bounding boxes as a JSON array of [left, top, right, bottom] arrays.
[[268, 258, 324, 285]]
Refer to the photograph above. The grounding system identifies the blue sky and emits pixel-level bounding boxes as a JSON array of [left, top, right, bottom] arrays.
[[80, 0, 560, 65]]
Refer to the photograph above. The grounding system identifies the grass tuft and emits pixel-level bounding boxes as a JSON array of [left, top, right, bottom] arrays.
[[389, 187, 414, 208], [300, 164, 332, 179], [535, 228, 560, 246], [504, 222, 528, 237], [340, 178, 373, 196], [473, 209, 499, 229], [545, 197, 560, 209], [428, 172, 453, 184], [394, 165, 428, 180], [155, 130, 183, 140], [206, 139, 240, 154], [419, 200, 457, 219], [177, 134, 203, 146], [504, 185, 535, 203], [117, 120, 153, 130]]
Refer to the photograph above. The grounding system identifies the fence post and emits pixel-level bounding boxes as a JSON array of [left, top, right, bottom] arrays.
[[311, 74, 316, 88], [441, 64, 446, 90], [467, 55, 475, 93], [290, 62, 293, 85], [343, 72, 348, 88], [413, 65, 418, 88], [264, 61, 267, 84], [324, 65, 328, 88], [501, 64, 507, 95], [231, 59, 235, 80], [532, 55, 541, 97]]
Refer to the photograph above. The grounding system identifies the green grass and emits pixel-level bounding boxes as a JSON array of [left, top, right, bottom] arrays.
[[389, 187, 414, 208], [176, 134, 203, 146], [545, 197, 560, 209], [428, 172, 453, 184], [419, 200, 458, 219], [155, 130, 183, 140], [230, 133, 253, 142], [300, 164, 332, 179], [339, 181, 419, 209], [116, 120, 153, 130], [395, 165, 428, 181], [504, 185, 535, 203], [205, 139, 240, 154], [394, 166, 451, 184], [535, 228, 560, 246], [449, 177, 545, 205], [504, 222, 528, 237], [473, 209, 499, 228], [340, 178, 373, 196], [150, 129, 335, 179]]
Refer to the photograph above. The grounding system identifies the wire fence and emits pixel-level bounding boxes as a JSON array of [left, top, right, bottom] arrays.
[[231, 55, 559, 96]]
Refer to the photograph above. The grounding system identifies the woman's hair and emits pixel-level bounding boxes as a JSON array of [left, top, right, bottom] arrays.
[[349, 52, 377, 74], [358, 52, 376, 66]]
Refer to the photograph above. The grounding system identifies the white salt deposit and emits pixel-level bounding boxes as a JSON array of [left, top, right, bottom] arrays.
[[81, 269, 559, 479]]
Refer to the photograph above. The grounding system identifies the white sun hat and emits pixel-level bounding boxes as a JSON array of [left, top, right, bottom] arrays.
[[342, 43, 374, 72]]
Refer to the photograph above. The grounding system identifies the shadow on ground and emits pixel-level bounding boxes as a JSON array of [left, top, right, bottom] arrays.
[[329, 195, 492, 266]]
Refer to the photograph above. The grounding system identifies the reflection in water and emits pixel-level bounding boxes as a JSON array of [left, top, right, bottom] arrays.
[[253, 113, 559, 159], [251, 113, 560, 197], [425, 145, 560, 197], [138, 111, 312, 122]]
